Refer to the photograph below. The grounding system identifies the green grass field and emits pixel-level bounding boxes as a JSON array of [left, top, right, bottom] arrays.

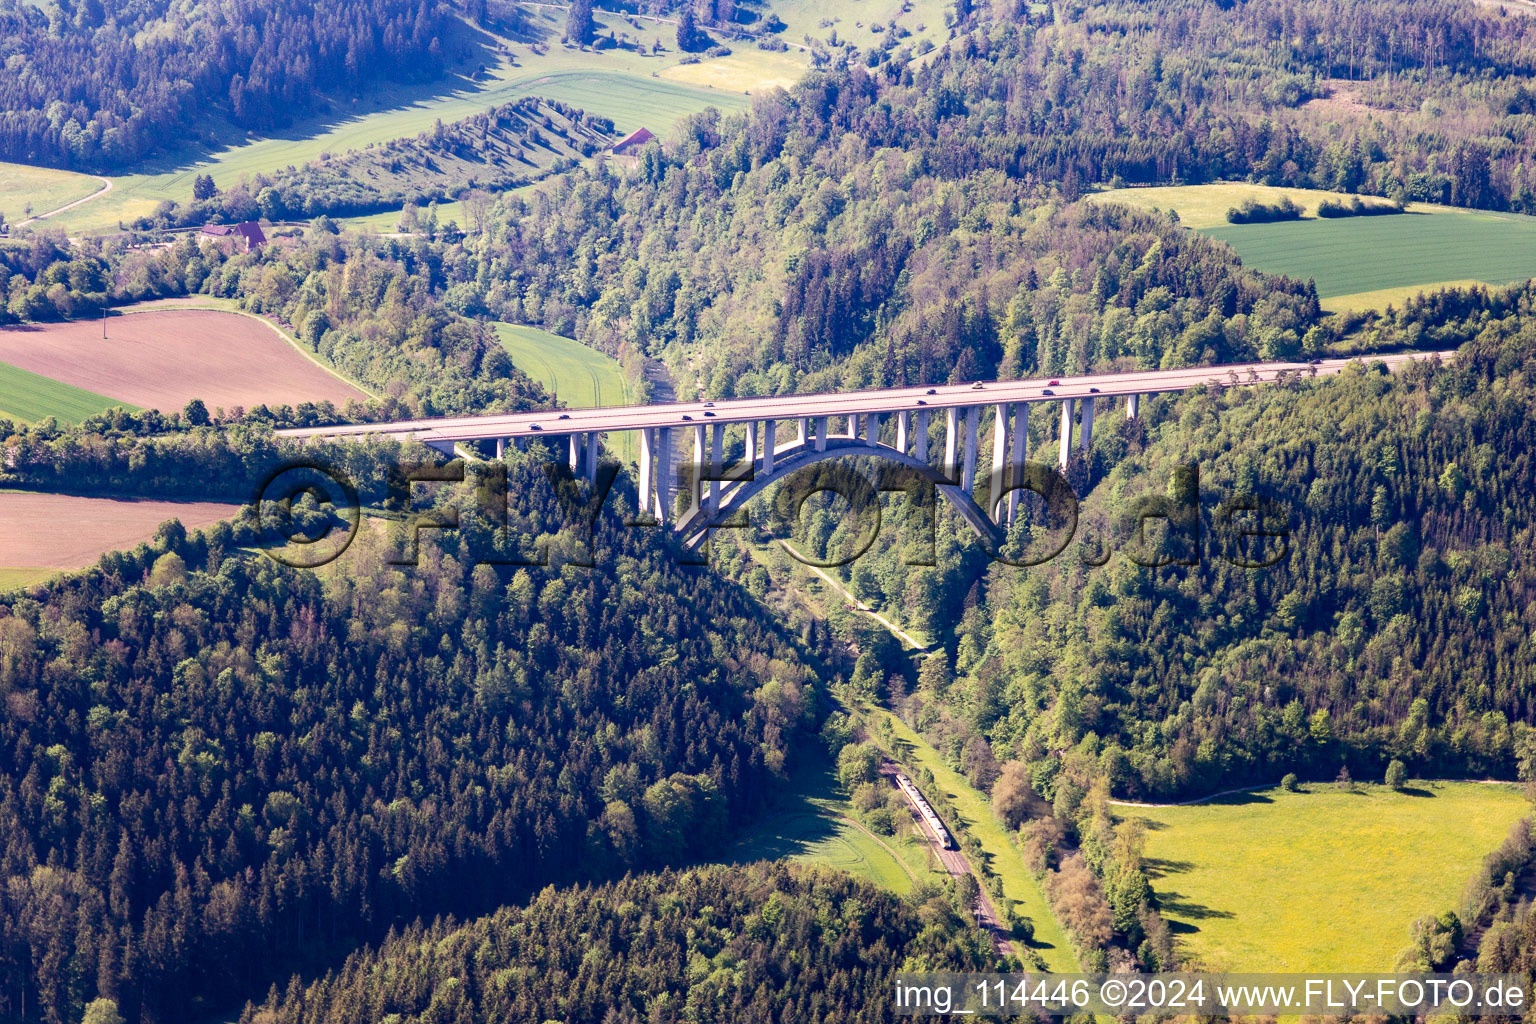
[[1204, 210, 1536, 304], [1121, 781, 1530, 971], [0, 567, 57, 591], [771, 0, 949, 67], [1087, 183, 1373, 230], [715, 752, 939, 895], [861, 703, 1081, 971], [0, 162, 104, 224], [0, 360, 135, 423], [496, 322, 633, 460], [495, 321, 629, 408], [1088, 182, 1536, 310], [343, 196, 471, 233], [41, 11, 752, 236]]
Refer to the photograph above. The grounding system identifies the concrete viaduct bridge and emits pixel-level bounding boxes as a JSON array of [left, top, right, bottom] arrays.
[[277, 351, 1449, 546]]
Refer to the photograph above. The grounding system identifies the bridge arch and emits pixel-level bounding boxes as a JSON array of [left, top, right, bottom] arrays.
[[675, 437, 1004, 549]]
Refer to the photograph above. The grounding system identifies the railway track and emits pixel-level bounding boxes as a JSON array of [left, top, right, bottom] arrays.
[[880, 761, 1017, 957]]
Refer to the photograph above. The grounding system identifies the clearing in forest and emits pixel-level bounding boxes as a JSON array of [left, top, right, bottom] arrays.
[[1120, 781, 1529, 971], [1089, 182, 1536, 310], [715, 752, 941, 896]]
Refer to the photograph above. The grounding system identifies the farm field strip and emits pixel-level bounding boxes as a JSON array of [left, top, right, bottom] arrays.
[[0, 492, 241, 574], [494, 322, 634, 460], [1122, 781, 1529, 971], [1202, 212, 1536, 298], [0, 161, 105, 225], [1090, 182, 1536, 307], [0, 360, 135, 424], [0, 309, 366, 414], [1320, 279, 1492, 313], [1087, 183, 1381, 229]]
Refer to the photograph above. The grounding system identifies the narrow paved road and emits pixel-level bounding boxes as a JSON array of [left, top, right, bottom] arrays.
[[16, 175, 112, 227]]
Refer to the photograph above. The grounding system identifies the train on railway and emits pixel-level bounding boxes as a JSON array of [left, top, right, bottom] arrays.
[[893, 771, 956, 850]]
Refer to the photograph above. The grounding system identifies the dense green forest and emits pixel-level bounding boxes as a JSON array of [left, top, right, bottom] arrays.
[[0, 456, 819, 1023], [234, 863, 995, 1024], [0, 0, 460, 169]]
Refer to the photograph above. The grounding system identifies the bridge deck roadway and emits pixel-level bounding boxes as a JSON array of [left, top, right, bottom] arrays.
[[275, 351, 1453, 445]]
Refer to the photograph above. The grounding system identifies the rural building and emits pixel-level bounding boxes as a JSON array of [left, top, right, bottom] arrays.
[[199, 221, 267, 251], [609, 127, 655, 158]]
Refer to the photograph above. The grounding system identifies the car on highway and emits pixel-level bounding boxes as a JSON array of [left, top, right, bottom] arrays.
[[925, 388, 937, 395], [1041, 388, 1054, 395], [1048, 379, 1060, 386]]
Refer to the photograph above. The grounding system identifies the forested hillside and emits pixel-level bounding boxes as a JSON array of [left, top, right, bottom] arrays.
[[432, 0, 1536, 394], [0, 457, 817, 1024], [7, 0, 1536, 1010], [805, 288, 1536, 803], [0, 0, 458, 169], [236, 863, 994, 1024]]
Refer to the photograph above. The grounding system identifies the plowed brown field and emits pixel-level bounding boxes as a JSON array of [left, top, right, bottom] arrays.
[[0, 309, 364, 413], [0, 492, 239, 571]]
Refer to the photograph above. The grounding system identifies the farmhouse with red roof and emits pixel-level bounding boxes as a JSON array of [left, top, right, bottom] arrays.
[[199, 221, 267, 252]]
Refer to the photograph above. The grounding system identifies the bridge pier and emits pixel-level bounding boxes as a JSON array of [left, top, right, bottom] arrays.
[[495, 438, 505, 460], [989, 404, 1008, 519], [894, 410, 908, 454], [1080, 397, 1094, 454], [944, 409, 960, 482], [690, 425, 706, 512], [1008, 402, 1028, 524], [961, 406, 979, 491], [639, 428, 655, 520], [708, 423, 723, 513], [866, 412, 881, 447], [586, 432, 599, 484], [915, 409, 930, 462], [1058, 399, 1073, 470], [656, 427, 672, 521], [761, 420, 776, 474], [1126, 393, 1139, 419], [814, 416, 829, 452]]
